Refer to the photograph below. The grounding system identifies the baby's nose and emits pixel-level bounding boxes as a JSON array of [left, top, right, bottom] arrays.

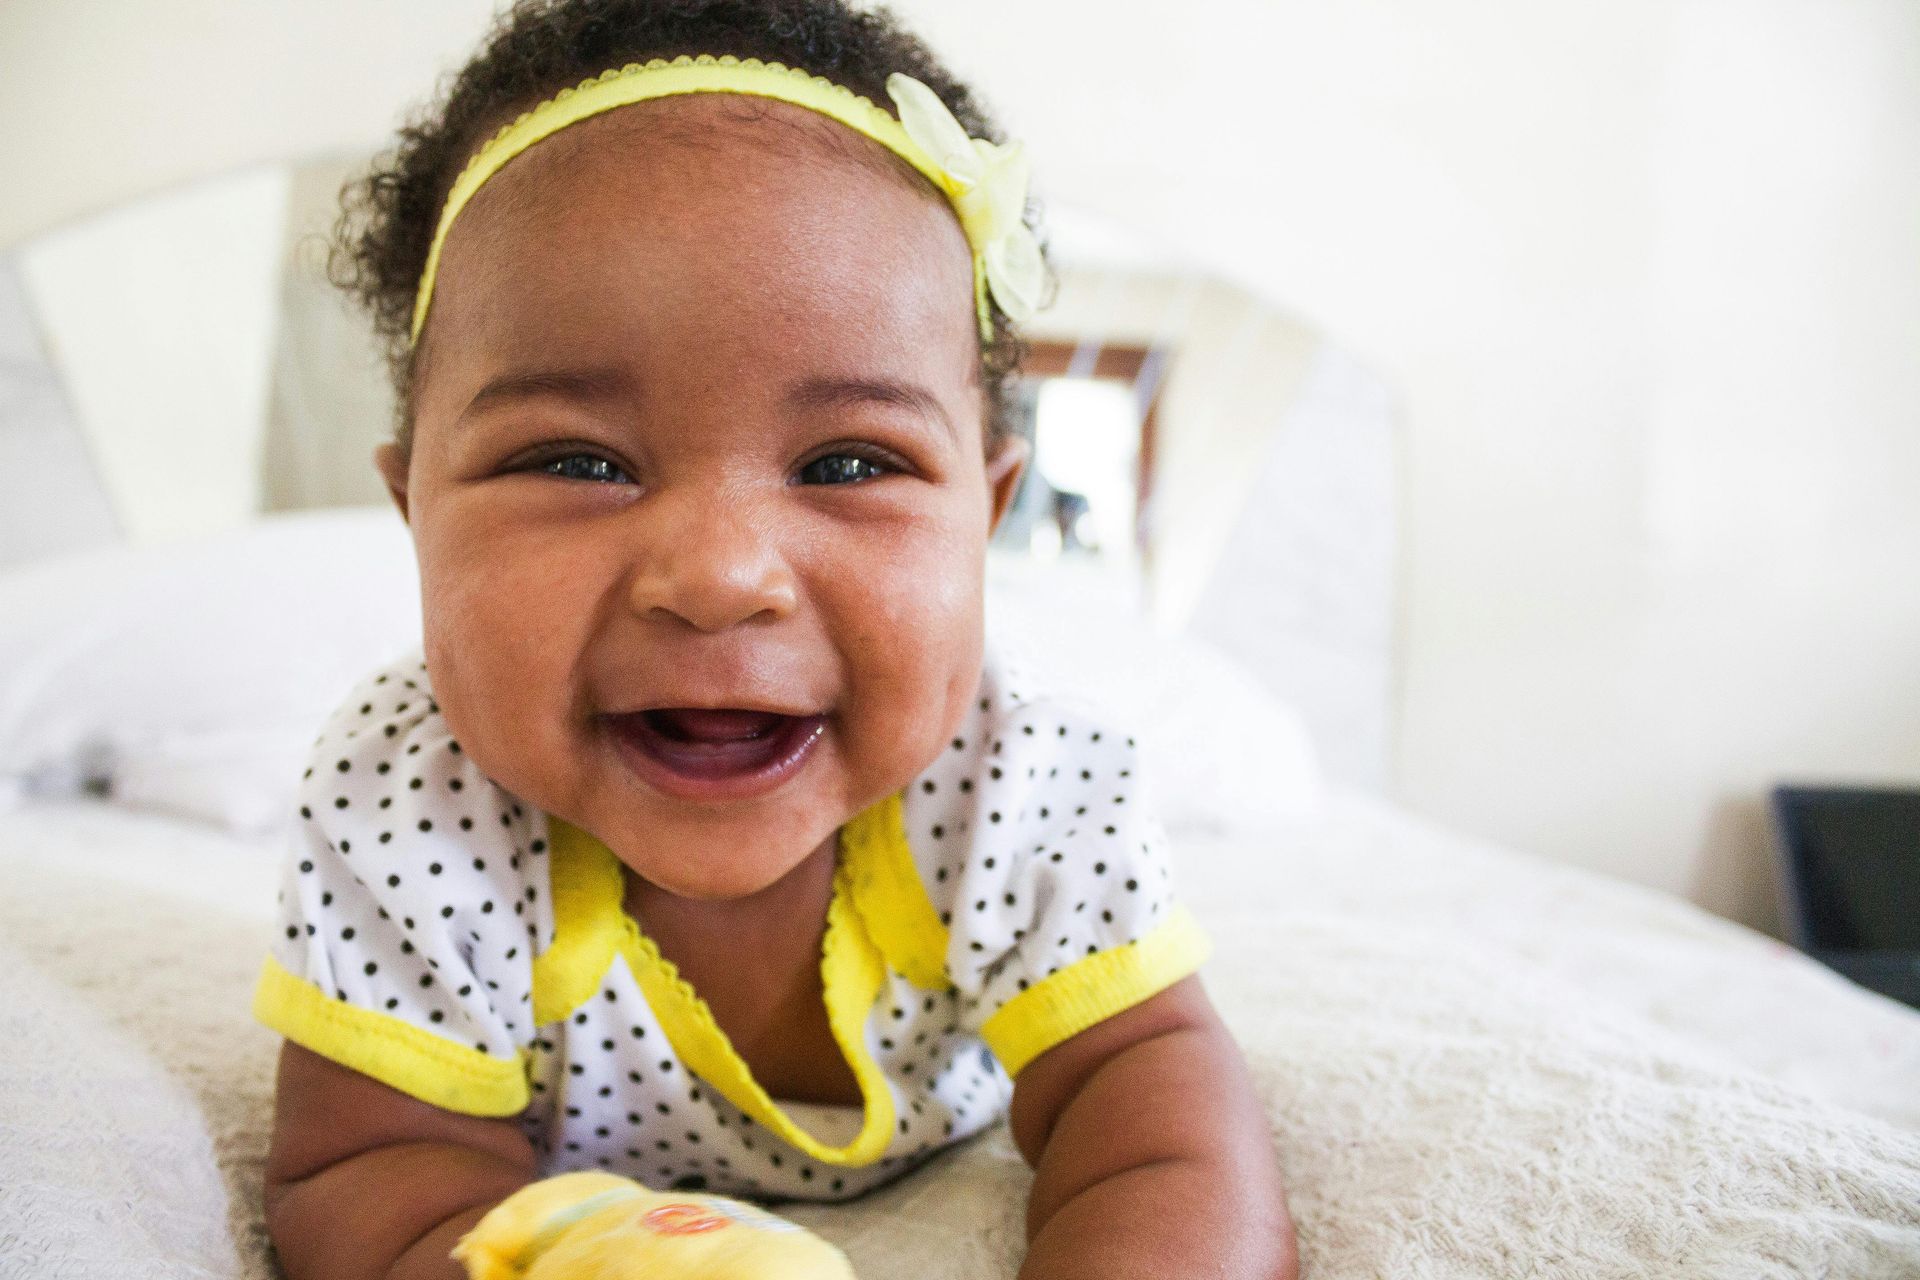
[[623, 494, 798, 631]]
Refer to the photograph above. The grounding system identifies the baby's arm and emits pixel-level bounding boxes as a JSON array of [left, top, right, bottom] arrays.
[[264, 1040, 537, 1280], [1008, 975, 1298, 1280]]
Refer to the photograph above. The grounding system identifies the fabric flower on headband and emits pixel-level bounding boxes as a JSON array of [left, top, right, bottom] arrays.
[[885, 72, 1045, 326]]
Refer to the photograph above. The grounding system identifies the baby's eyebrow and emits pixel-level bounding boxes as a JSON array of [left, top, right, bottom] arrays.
[[458, 366, 628, 423], [787, 375, 955, 447]]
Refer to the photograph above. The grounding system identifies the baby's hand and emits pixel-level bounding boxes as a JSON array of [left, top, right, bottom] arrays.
[[451, 1171, 856, 1280]]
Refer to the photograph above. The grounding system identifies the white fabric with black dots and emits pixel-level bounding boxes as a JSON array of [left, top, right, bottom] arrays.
[[905, 640, 1183, 1021], [266, 658, 553, 1061], [261, 631, 1196, 1203]]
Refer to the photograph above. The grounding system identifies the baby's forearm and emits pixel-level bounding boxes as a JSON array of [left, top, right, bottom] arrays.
[[1018, 1025, 1297, 1280], [1023, 1152, 1293, 1279], [267, 1139, 530, 1280], [390, 1200, 501, 1280]]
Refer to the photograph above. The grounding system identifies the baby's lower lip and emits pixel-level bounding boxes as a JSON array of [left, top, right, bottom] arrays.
[[602, 709, 828, 803]]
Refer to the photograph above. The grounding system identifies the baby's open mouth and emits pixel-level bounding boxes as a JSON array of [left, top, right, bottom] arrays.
[[604, 706, 829, 801], [640, 707, 788, 742]]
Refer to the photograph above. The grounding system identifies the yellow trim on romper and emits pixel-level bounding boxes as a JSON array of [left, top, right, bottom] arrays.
[[251, 951, 532, 1116], [980, 905, 1213, 1078], [530, 820, 627, 1028], [543, 813, 900, 1167], [840, 790, 952, 990]]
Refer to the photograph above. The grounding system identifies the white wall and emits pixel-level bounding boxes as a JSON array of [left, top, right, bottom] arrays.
[[3, 0, 1916, 932]]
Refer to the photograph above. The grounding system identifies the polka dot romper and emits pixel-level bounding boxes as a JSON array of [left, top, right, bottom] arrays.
[[252, 629, 1211, 1203]]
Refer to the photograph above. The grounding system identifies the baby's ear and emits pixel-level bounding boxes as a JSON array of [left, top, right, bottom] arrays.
[[984, 433, 1030, 537], [372, 442, 412, 525]]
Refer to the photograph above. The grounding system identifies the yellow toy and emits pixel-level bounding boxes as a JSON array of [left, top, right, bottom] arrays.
[[451, 1171, 857, 1280]]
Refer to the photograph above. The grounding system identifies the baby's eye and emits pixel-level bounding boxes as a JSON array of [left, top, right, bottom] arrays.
[[538, 453, 632, 485], [797, 450, 895, 486]]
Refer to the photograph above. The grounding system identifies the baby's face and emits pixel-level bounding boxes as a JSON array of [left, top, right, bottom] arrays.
[[382, 96, 1026, 901]]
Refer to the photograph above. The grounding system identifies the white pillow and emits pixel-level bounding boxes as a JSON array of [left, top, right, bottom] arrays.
[[984, 549, 1323, 832], [0, 507, 421, 833]]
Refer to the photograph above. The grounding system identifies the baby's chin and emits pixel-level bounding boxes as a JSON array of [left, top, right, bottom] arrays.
[[569, 726, 864, 900], [592, 804, 844, 902]]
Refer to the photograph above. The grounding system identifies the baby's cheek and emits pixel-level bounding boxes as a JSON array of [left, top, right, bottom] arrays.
[[413, 534, 596, 796], [831, 536, 987, 787]]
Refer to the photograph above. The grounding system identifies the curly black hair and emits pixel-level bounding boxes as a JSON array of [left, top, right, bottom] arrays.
[[328, 0, 1053, 457]]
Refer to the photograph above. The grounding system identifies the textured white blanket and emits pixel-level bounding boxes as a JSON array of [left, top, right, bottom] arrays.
[[2, 794, 1916, 1279]]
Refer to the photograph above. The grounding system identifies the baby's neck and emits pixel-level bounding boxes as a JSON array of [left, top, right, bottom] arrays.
[[621, 829, 859, 1104]]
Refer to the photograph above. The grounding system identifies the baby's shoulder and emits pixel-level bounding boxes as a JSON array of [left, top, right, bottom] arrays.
[[880, 637, 1198, 1060], [897, 637, 1153, 907], [291, 651, 552, 939]]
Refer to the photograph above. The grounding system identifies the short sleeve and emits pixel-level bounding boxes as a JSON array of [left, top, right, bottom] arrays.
[[914, 685, 1211, 1078], [251, 654, 556, 1117]]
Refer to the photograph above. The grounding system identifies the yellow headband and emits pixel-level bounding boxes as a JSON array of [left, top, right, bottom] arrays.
[[409, 53, 1044, 348]]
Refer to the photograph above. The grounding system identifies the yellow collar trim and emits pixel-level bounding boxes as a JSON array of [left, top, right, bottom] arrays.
[[537, 808, 907, 1167], [839, 792, 951, 990]]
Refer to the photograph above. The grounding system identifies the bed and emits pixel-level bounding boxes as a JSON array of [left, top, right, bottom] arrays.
[[1, 508, 1917, 1279]]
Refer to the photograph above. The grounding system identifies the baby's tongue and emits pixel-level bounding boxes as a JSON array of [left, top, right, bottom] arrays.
[[650, 708, 784, 742]]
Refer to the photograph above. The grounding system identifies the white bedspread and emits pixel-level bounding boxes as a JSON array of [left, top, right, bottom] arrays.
[[2, 792, 1916, 1279]]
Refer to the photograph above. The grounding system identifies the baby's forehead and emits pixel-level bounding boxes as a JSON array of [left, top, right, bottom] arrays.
[[416, 94, 983, 427]]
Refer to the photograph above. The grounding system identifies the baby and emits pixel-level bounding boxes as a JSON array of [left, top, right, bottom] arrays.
[[254, 2, 1296, 1277]]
